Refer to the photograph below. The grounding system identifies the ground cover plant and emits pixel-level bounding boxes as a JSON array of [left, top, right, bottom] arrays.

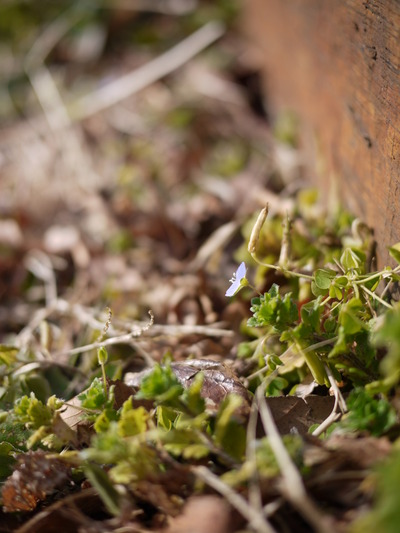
[[1, 2, 400, 532]]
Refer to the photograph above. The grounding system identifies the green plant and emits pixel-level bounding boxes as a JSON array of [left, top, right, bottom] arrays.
[[227, 204, 400, 395]]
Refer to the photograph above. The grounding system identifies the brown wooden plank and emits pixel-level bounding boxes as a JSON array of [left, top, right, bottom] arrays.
[[243, 0, 400, 266]]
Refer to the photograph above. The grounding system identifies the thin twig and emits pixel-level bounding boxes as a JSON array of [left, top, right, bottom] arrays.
[[256, 385, 336, 533], [193, 465, 278, 533]]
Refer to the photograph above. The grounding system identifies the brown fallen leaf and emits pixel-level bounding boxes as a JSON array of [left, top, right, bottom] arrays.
[[263, 395, 335, 436], [2, 450, 72, 513], [12, 487, 110, 533]]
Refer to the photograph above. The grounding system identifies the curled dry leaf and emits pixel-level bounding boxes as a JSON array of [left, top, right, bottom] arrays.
[[2, 450, 72, 513], [125, 359, 251, 416]]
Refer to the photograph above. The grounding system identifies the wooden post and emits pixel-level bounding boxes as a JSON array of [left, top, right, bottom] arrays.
[[243, 0, 400, 266]]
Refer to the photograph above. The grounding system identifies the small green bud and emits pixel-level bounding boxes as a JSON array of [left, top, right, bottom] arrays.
[[97, 346, 108, 365]]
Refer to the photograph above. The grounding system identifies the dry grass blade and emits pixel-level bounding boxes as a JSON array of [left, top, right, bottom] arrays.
[[193, 465, 278, 533], [70, 20, 225, 121]]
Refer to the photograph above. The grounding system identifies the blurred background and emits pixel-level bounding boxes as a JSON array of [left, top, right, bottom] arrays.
[[0, 0, 304, 383]]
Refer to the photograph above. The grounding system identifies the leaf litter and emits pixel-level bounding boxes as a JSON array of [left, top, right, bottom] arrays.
[[0, 3, 399, 533]]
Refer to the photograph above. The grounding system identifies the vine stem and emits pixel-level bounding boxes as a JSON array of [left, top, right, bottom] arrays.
[[361, 285, 392, 309], [250, 253, 314, 281], [354, 264, 400, 285]]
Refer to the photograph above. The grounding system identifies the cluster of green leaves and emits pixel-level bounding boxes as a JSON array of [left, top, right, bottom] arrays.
[[342, 388, 396, 437], [352, 448, 400, 533], [3, 195, 400, 528], [248, 284, 298, 331], [79, 364, 250, 514], [238, 200, 400, 397]]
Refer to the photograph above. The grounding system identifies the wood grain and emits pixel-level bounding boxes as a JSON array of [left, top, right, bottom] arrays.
[[243, 0, 400, 266]]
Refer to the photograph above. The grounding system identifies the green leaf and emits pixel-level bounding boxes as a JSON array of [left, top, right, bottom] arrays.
[[335, 275, 349, 288], [84, 463, 121, 516], [373, 303, 400, 379], [388, 242, 400, 264], [329, 284, 343, 300], [314, 269, 336, 290], [342, 388, 396, 436], [300, 298, 322, 331], [79, 378, 109, 410], [135, 364, 184, 404], [157, 405, 177, 431], [94, 408, 118, 433], [311, 281, 328, 297], [0, 441, 17, 478], [340, 248, 364, 271], [339, 298, 364, 334], [328, 326, 347, 359], [214, 394, 243, 443], [352, 450, 400, 533], [324, 317, 337, 334], [0, 345, 18, 366], [181, 372, 206, 416], [118, 403, 148, 437], [303, 351, 329, 386], [162, 428, 209, 459], [83, 423, 129, 465], [269, 355, 284, 368], [14, 393, 53, 429], [266, 376, 288, 395], [248, 284, 298, 331]]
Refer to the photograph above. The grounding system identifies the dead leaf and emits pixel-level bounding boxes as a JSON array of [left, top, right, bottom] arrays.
[[2, 450, 71, 513], [12, 488, 110, 533], [262, 395, 335, 436]]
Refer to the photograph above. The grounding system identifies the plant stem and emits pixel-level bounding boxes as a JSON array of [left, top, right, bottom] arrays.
[[101, 362, 108, 396], [361, 285, 392, 309], [354, 264, 400, 285], [250, 253, 313, 281]]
